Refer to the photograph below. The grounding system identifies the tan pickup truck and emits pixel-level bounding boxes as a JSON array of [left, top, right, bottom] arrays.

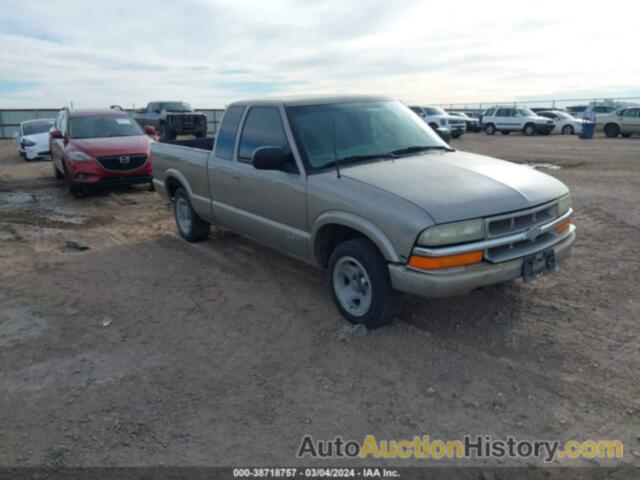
[[151, 95, 575, 327]]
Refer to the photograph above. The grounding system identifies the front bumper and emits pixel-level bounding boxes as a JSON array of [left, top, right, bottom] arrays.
[[449, 124, 466, 134], [389, 228, 575, 298], [25, 147, 51, 160], [66, 158, 153, 187]]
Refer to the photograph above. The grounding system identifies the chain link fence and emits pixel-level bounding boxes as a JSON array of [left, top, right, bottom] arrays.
[[0, 108, 225, 139]]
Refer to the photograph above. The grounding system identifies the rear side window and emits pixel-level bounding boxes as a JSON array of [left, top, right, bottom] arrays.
[[496, 109, 510, 117], [214, 106, 245, 160], [238, 107, 290, 162]]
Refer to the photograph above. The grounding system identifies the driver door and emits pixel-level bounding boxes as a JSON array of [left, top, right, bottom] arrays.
[[224, 105, 309, 259]]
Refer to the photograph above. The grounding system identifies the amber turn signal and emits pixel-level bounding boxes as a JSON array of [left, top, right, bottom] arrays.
[[556, 219, 571, 234], [408, 251, 483, 270]]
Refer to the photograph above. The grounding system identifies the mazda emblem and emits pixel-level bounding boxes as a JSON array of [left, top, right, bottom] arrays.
[[119, 156, 130, 164]]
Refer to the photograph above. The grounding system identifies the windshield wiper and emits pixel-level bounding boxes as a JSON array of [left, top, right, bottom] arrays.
[[325, 153, 398, 170], [390, 145, 453, 155]]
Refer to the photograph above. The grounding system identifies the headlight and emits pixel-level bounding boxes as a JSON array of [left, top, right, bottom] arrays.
[[440, 118, 447, 126], [69, 151, 93, 161], [418, 218, 485, 247], [22, 139, 36, 147], [557, 194, 571, 216]]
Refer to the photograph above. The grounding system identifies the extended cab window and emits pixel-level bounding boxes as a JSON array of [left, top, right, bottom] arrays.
[[238, 107, 290, 162], [214, 106, 245, 160]]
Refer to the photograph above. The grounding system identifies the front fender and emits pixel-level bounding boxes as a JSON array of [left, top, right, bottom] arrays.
[[311, 211, 400, 263]]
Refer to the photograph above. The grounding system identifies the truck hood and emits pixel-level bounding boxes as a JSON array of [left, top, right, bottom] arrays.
[[340, 151, 568, 223]]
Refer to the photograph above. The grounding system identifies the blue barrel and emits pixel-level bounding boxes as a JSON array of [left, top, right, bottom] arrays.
[[580, 121, 596, 139]]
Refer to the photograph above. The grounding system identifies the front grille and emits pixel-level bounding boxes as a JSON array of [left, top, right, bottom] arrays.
[[450, 120, 465, 126], [484, 202, 560, 263], [96, 154, 147, 172]]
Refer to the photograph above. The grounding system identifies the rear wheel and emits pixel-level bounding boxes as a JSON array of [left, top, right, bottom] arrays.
[[485, 123, 496, 135], [621, 133, 631, 138], [174, 188, 210, 242], [523, 123, 536, 136], [328, 238, 398, 328], [604, 123, 620, 138], [562, 125, 574, 135]]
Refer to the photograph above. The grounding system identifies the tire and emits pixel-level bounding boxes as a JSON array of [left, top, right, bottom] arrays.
[[562, 125, 574, 135], [604, 123, 620, 138], [68, 182, 85, 198], [63, 164, 85, 198], [485, 123, 496, 135], [621, 133, 631, 138], [53, 163, 64, 180], [501, 130, 510, 135], [328, 238, 398, 328], [149, 180, 155, 192], [174, 188, 210, 242], [523, 123, 536, 136], [451, 133, 460, 139]]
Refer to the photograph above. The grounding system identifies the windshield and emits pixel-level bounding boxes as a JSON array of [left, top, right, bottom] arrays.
[[286, 100, 448, 171], [69, 115, 143, 139], [423, 107, 446, 116], [23, 120, 54, 135], [517, 108, 536, 117], [158, 102, 192, 112], [554, 111, 573, 119]]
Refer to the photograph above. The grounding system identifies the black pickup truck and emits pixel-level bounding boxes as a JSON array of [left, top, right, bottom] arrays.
[[134, 101, 207, 141]]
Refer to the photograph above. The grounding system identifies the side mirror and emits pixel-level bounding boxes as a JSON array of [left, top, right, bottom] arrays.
[[252, 146, 288, 170], [144, 125, 156, 135], [50, 129, 63, 139]]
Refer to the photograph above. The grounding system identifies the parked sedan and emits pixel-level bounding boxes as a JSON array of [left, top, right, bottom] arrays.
[[538, 110, 585, 135], [13, 119, 55, 160], [449, 111, 481, 132], [50, 108, 155, 197]]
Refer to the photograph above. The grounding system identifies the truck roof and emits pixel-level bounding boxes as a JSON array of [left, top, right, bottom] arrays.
[[228, 94, 393, 108]]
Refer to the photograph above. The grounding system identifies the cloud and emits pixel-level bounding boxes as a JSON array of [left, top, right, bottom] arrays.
[[0, 0, 638, 107]]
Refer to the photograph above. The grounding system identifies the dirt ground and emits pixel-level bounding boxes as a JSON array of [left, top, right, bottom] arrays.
[[0, 133, 639, 469]]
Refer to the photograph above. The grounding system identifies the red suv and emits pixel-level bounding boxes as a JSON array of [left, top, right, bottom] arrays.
[[50, 108, 155, 197]]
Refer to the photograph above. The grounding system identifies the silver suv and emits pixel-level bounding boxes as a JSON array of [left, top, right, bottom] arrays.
[[481, 106, 555, 136], [152, 96, 575, 327]]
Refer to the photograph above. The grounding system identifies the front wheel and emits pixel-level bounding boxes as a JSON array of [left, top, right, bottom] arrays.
[[604, 123, 620, 138], [329, 238, 398, 328], [562, 125, 574, 135], [53, 163, 64, 179], [523, 123, 536, 136], [451, 132, 460, 139], [485, 123, 496, 135], [174, 188, 210, 242]]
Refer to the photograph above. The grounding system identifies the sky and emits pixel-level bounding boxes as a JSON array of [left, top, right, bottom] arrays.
[[0, 0, 639, 108]]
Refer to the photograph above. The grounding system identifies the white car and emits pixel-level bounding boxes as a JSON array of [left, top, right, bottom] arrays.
[[481, 106, 555, 135], [14, 119, 55, 161], [538, 110, 585, 135], [409, 106, 467, 138]]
